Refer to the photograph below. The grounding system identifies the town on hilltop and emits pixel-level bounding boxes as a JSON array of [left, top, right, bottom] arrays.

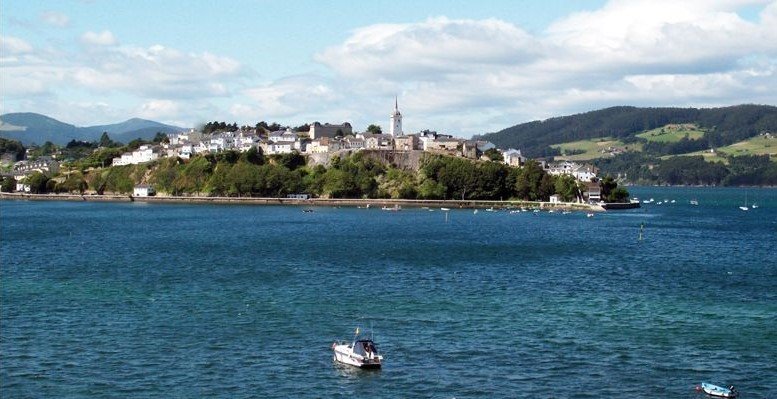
[[4, 99, 607, 202]]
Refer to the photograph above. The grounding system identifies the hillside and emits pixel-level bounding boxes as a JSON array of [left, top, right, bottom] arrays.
[[0, 113, 184, 145], [480, 105, 777, 158]]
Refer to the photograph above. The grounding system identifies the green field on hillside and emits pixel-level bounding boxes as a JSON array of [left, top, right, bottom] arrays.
[[663, 151, 729, 164], [665, 135, 776, 163], [551, 137, 638, 161], [716, 135, 776, 157], [636, 124, 705, 142]]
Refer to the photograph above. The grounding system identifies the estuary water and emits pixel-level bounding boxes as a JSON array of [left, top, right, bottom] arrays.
[[1, 186, 776, 398]]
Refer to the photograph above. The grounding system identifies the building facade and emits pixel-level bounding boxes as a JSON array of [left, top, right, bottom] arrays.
[[309, 122, 352, 139]]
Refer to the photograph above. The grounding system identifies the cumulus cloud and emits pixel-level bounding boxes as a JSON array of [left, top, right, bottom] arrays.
[[234, 75, 345, 120], [297, 0, 777, 134], [66, 44, 243, 98], [1, 35, 246, 126], [81, 30, 118, 46], [41, 11, 70, 28], [137, 99, 181, 120], [317, 17, 539, 80]]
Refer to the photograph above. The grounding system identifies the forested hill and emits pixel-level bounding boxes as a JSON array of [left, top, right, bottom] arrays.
[[480, 105, 777, 158]]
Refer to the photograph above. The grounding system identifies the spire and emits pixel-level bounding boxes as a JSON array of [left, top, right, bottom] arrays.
[[394, 96, 398, 112]]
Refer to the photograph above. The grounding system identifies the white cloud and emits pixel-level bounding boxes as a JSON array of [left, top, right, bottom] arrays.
[[1, 36, 34, 54], [136, 99, 181, 120], [317, 17, 539, 80], [41, 11, 70, 28], [66, 44, 243, 98], [81, 30, 118, 46], [4, 1, 777, 134], [297, 1, 777, 135]]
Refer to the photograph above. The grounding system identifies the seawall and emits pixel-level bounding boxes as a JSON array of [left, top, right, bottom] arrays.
[[0, 192, 606, 211]]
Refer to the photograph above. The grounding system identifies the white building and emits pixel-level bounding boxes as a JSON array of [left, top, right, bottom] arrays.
[[389, 97, 402, 137], [502, 149, 525, 167], [307, 137, 342, 153], [546, 161, 597, 182], [112, 145, 160, 166], [269, 129, 298, 143], [362, 134, 393, 150], [262, 141, 296, 155], [133, 185, 155, 197]]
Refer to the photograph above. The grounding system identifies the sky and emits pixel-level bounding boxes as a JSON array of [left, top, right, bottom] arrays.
[[1, 0, 776, 138]]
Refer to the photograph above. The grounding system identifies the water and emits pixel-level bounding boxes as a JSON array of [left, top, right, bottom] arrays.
[[1, 187, 776, 398]]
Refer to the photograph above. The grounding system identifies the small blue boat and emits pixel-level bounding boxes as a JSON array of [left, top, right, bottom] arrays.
[[698, 382, 738, 398]]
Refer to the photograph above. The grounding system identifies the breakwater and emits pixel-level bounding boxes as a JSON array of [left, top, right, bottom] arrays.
[[0, 192, 604, 211]]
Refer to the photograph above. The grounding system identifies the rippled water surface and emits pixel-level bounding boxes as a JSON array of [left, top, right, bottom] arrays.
[[2, 187, 776, 398]]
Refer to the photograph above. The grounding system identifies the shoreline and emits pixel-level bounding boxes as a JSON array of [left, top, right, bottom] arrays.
[[0, 192, 606, 211]]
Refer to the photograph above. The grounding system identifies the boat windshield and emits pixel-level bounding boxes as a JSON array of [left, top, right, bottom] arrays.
[[355, 340, 379, 356]]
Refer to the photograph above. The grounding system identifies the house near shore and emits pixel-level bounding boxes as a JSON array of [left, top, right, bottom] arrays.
[[13, 156, 60, 177], [112, 145, 161, 166], [133, 184, 155, 197], [545, 161, 597, 182]]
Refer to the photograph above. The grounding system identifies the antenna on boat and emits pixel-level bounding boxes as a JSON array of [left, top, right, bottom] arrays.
[[370, 321, 374, 341]]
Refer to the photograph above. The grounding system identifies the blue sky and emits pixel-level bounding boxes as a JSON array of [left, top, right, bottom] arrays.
[[2, 0, 776, 137]]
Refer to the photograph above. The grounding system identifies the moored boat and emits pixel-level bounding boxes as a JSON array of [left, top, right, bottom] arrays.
[[697, 382, 737, 398]]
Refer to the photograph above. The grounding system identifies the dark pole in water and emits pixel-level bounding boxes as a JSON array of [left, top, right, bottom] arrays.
[[639, 222, 644, 242]]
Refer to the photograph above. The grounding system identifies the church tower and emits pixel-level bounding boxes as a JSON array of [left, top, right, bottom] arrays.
[[389, 97, 402, 137]]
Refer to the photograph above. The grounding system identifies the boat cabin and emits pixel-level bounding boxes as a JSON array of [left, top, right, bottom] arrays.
[[353, 340, 379, 356]]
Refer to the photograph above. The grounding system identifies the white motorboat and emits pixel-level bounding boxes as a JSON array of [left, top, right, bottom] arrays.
[[697, 382, 737, 398], [332, 331, 382, 369]]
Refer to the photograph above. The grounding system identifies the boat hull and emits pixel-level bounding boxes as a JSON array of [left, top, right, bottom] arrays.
[[700, 382, 737, 398], [333, 346, 382, 369]]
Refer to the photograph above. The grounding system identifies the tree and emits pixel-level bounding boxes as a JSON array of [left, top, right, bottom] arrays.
[[483, 148, 502, 162], [599, 175, 629, 202], [240, 146, 264, 165], [153, 132, 169, 144], [0, 176, 16, 192], [366, 124, 382, 134], [26, 172, 50, 194], [0, 138, 26, 161], [99, 132, 113, 147], [514, 160, 546, 200], [554, 174, 580, 202]]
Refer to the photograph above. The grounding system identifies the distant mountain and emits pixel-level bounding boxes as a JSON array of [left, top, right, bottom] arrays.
[[479, 104, 777, 158], [0, 113, 185, 145]]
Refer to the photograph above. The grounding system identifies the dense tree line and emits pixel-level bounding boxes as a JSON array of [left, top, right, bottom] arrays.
[[203, 121, 239, 134], [595, 153, 777, 186]]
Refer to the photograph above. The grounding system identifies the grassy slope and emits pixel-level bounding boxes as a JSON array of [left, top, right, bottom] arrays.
[[552, 124, 775, 163], [663, 135, 777, 163], [636, 124, 705, 142], [551, 137, 640, 161]]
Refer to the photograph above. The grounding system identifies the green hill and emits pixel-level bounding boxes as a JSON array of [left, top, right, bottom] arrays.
[[480, 105, 777, 158], [0, 113, 184, 145]]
